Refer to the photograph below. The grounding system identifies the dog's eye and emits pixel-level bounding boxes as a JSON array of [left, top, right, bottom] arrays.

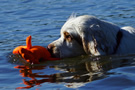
[[65, 35, 71, 39], [64, 32, 72, 42]]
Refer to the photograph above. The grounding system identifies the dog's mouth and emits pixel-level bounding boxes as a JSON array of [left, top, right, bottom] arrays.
[[47, 47, 61, 58], [50, 52, 60, 58]]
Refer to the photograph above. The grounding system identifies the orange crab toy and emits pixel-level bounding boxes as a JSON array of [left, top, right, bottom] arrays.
[[13, 35, 60, 64]]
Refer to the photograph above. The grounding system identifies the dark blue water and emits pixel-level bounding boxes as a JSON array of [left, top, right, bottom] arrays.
[[1, 0, 135, 89]]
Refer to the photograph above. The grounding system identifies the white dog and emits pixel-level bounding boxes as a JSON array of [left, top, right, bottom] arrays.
[[47, 15, 135, 58]]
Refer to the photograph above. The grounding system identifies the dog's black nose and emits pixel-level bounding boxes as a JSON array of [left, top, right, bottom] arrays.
[[47, 44, 54, 54]]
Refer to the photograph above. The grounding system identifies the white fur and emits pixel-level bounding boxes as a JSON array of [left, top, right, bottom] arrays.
[[48, 15, 135, 58]]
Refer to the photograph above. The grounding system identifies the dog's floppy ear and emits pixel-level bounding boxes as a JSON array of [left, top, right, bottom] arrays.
[[81, 24, 107, 56], [81, 31, 100, 55]]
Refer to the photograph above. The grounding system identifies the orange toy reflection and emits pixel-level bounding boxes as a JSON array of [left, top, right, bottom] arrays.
[[14, 65, 55, 89]]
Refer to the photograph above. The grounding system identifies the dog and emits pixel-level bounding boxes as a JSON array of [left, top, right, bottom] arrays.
[[47, 15, 135, 58]]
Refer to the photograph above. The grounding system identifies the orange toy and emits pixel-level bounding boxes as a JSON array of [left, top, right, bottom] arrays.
[[13, 35, 60, 64]]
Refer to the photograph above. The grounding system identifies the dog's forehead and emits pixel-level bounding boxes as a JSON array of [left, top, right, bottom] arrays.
[[61, 20, 81, 34], [60, 15, 97, 36], [62, 21, 74, 30], [61, 26, 78, 36]]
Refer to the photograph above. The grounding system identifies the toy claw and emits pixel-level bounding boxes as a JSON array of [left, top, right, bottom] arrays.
[[13, 35, 60, 64]]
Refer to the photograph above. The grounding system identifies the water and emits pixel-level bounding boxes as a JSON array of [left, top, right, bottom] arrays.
[[0, 0, 135, 89]]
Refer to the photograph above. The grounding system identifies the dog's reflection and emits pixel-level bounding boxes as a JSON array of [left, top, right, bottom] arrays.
[[14, 55, 132, 89]]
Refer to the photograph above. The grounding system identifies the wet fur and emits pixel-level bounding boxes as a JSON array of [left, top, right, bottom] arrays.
[[48, 15, 135, 58]]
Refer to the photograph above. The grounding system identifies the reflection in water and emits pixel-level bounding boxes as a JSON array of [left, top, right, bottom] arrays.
[[14, 65, 49, 89], [10, 54, 135, 89]]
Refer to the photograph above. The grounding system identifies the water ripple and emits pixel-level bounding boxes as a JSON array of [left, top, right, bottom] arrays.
[[0, 0, 135, 89]]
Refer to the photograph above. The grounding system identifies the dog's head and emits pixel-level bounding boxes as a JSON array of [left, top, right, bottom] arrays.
[[47, 15, 120, 58]]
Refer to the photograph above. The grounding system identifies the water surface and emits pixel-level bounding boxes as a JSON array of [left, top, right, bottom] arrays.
[[0, 0, 135, 89]]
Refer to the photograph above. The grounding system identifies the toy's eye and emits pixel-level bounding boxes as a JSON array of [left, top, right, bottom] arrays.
[[64, 32, 72, 42]]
